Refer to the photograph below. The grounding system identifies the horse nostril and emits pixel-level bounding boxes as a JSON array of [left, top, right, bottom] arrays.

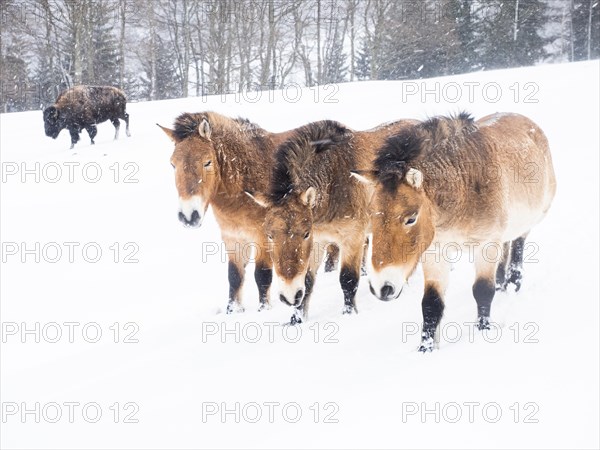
[[178, 210, 201, 227], [369, 282, 376, 297], [279, 294, 291, 306], [380, 283, 395, 301], [294, 289, 304, 305]]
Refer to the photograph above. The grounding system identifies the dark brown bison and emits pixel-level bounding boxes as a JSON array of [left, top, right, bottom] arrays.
[[43, 86, 131, 149]]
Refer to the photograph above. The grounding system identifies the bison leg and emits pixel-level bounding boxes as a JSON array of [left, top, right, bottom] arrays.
[[68, 127, 80, 149], [85, 125, 97, 145], [111, 119, 120, 140], [123, 112, 131, 137]]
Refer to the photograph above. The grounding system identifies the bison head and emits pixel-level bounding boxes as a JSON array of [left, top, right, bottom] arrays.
[[43, 106, 62, 139]]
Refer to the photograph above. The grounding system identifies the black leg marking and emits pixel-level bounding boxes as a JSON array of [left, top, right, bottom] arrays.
[[473, 278, 495, 329], [340, 266, 359, 314], [324, 244, 339, 272], [254, 264, 272, 311], [496, 241, 510, 291], [507, 237, 525, 291], [227, 261, 244, 314], [419, 285, 444, 352], [287, 270, 315, 324]]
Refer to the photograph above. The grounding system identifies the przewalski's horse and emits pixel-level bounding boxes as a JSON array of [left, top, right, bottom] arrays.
[[247, 119, 416, 324], [353, 112, 556, 351], [158, 112, 337, 313]]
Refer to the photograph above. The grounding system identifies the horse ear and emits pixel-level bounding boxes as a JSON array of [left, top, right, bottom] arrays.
[[199, 119, 211, 140], [301, 187, 316, 207], [350, 170, 377, 185], [405, 168, 423, 189], [157, 124, 179, 143], [245, 191, 271, 208]]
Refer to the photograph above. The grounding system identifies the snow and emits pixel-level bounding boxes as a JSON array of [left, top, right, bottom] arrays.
[[1, 61, 599, 449]]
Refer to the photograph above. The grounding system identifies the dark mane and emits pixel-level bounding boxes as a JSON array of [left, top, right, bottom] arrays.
[[173, 112, 208, 141], [374, 112, 477, 191], [172, 112, 265, 142], [271, 120, 352, 202]]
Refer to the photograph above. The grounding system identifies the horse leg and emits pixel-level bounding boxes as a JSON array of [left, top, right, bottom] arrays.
[[111, 118, 120, 140], [254, 243, 273, 311], [340, 236, 364, 314], [506, 233, 528, 292], [361, 236, 370, 277], [223, 237, 246, 314], [473, 244, 500, 330], [418, 255, 451, 352], [495, 241, 511, 291], [85, 124, 97, 145], [290, 241, 324, 324], [324, 243, 339, 272]]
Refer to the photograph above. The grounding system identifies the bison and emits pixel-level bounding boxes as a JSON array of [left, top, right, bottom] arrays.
[[43, 86, 131, 149]]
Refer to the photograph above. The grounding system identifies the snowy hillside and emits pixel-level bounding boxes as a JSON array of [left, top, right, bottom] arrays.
[[1, 61, 599, 449]]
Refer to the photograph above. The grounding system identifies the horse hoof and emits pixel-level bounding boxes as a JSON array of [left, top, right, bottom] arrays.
[[287, 314, 302, 326], [477, 316, 490, 330], [258, 303, 272, 312], [226, 303, 245, 314], [418, 340, 434, 353], [342, 305, 357, 315]]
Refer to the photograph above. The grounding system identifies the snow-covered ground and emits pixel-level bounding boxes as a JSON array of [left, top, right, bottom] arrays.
[[1, 61, 598, 449]]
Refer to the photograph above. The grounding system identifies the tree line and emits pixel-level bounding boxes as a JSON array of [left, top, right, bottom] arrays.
[[1, 0, 598, 112]]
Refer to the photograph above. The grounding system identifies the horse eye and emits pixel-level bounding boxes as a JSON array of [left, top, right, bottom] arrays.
[[267, 234, 273, 241], [405, 215, 417, 226], [304, 231, 310, 240], [204, 160, 212, 167]]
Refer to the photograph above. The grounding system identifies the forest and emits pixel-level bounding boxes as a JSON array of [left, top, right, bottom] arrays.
[[1, 0, 598, 112]]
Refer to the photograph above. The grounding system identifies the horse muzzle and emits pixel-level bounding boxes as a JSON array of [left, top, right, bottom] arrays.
[[369, 281, 402, 301], [178, 210, 202, 228]]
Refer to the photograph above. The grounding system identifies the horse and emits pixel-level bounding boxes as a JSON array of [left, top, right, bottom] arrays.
[[158, 112, 338, 313], [246, 118, 417, 324], [352, 112, 556, 351]]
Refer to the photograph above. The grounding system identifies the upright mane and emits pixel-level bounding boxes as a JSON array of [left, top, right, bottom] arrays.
[[270, 120, 353, 202], [172, 112, 264, 141], [374, 112, 477, 191]]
